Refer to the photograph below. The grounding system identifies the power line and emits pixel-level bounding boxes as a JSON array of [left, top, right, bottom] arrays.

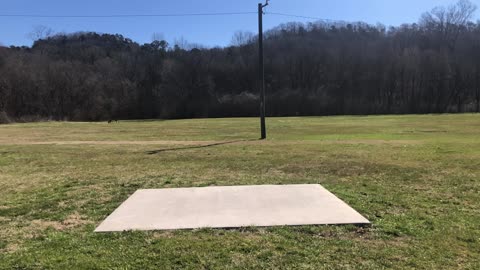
[[0, 12, 257, 18], [0, 12, 330, 21]]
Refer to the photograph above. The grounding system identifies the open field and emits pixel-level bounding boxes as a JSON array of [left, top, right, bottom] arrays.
[[0, 114, 479, 269]]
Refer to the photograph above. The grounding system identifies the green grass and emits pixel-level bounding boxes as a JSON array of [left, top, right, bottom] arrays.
[[0, 114, 479, 269]]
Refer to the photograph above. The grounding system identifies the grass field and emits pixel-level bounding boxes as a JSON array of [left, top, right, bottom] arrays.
[[0, 114, 479, 269]]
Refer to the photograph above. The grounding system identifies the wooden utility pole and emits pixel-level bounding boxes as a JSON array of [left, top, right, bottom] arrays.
[[258, 1, 268, 139]]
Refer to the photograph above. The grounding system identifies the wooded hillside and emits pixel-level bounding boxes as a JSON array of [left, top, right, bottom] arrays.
[[0, 0, 479, 121]]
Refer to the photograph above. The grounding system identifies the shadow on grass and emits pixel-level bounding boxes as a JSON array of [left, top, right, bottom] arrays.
[[146, 139, 259, 155]]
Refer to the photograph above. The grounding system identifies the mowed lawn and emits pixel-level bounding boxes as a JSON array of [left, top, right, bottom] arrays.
[[0, 115, 479, 269]]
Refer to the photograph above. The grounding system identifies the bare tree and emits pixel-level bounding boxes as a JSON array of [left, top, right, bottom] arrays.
[[421, 0, 477, 27], [149, 32, 169, 51], [173, 37, 204, 50], [151, 32, 165, 42], [448, 0, 477, 26], [173, 36, 189, 50], [230, 31, 255, 46], [420, 0, 477, 49], [27, 25, 54, 41]]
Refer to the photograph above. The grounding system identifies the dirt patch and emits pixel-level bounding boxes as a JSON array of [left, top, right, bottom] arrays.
[[0, 140, 222, 146], [329, 139, 421, 145], [152, 231, 176, 239], [3, 243, 20, 253], [31, 212, 93, 231], [62, 213, 93, 228], [1, 213, 92, 254]]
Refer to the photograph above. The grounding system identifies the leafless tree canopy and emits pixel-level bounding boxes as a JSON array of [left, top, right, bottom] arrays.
[[27, 25, 55, 41], [231, 31, 255, 46], [151, 32, 165, 42], [420, 0, 477, 49]]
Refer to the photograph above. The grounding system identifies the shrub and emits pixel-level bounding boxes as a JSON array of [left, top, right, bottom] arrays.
[[0, 111, 11, 124]]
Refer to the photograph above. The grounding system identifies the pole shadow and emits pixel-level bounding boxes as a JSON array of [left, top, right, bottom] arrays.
[[145, 139, 259, 155]]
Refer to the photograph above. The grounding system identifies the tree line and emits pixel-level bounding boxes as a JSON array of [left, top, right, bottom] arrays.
[[0, 0, 479, 123]]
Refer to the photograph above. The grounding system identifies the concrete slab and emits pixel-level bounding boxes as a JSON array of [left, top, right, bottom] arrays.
[[95, 184, 369, 232]]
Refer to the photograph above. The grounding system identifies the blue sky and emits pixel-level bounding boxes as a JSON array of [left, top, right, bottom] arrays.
[[1, 0, 479, 47]]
